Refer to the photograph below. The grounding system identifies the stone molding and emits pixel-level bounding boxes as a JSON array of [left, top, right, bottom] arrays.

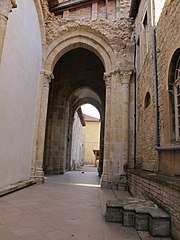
[[0, 0, 17, 18], [103, 69, 120, 87], [103, 73, 112, 88], [41, 70, 54, 87], [104, 69, 132, 86]]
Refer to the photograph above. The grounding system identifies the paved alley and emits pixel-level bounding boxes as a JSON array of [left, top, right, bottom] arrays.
[[0, 167, 141, 240]]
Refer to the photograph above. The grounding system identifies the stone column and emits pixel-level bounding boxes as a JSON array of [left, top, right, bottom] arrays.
[[98, 116, 105, 177], [101, 70, 132, 189], [120, 70, 132, 174], [101, 72, 112, 188], [34, 70, 54, 183], [0, 0, 17, 65]]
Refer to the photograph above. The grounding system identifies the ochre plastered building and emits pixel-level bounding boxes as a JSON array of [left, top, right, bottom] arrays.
[[0, 0, 179, 238], [82, 114, 100, 165]]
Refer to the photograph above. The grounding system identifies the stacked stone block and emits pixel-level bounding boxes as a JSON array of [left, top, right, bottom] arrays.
[[128, 170, 180, 239], [106, 197, 171, 238]]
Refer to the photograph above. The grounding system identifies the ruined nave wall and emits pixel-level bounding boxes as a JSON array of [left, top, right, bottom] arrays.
[[0, 0, 42, 187]]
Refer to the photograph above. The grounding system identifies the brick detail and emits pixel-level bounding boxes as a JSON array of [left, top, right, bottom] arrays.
[[128, 172, 180, 239]]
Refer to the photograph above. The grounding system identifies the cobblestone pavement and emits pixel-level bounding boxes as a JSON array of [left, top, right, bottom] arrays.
[[0, 166, 140, 240]]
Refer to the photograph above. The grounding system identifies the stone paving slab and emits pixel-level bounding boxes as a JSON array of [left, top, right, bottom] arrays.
[[0, 167, 170, 240], [0, 167, 140, 240]]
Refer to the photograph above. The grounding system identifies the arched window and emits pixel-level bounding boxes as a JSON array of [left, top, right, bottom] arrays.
[[169, 49, 180, 141]]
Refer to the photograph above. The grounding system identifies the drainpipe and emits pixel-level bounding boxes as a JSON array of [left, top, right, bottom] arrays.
[[150, 0, 180, 151], [150, 0, 160, 147], [133, 35, 137, 168]]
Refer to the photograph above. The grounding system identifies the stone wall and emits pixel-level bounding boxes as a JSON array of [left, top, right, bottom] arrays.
[[156, 0, 180, 175], [42, 0, 135, 184], [128, 170, 180, 240], [135, 0, 180, 174], [130, 2, 180, 238], [134, 0, 158, 172], [44, 0, 134, 70], [45, 19, 134, 71], [71, 111, 85, 169], [0, 0, 42, 187]]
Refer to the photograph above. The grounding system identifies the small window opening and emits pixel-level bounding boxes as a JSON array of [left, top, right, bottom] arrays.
[[144, 92, 151, 109], [143, 12, 148, 55]]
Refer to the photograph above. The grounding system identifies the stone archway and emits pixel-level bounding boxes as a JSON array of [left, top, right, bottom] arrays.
[[43, 47, 105, 174], [34, 27, 133, 189], [45, 28, 117, 73], [67, 89, 105, 176]]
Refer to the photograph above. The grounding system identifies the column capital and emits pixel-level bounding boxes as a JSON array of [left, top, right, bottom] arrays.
[[40, 70, 54, 87], [120, 70, 132, 84], [103, 73, 112, 88]]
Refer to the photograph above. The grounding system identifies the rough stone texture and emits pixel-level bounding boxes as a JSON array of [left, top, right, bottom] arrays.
[[155, 0, 180, 176], [149, 209, 170, 237], [132, 1, 180, 238], [128, 170, 180, 240], [45, 17, 134, 70], [106, 200, 124, 222], [106, 197, 170, 237], [135, 212, 149, 231], [135, 0, 180, 173], [134, 0, 158, 171], [123, 210, 135, 227]]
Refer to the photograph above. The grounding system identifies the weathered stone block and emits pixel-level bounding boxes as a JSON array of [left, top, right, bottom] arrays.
[[135, 207, 150, 231], [149, 209, 170, 237], [101, 181, 112, 189], [106, 200, 123, 223], [118, 185, 127, 191], [122, 200, 147, 227], [123, 210, 135, 227]]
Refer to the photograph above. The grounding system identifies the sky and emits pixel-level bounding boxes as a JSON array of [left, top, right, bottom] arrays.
[[81, 104, 100, 119]]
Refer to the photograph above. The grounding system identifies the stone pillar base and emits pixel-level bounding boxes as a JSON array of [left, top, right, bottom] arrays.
[[34, 169, 45, 184], [101, 174, 128, 191]]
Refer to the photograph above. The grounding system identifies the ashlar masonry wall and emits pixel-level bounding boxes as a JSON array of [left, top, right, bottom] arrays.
[[156, 0, 180, 176], [129, 0, 180, 239], [128, 170, 180, 239], [39, 0, 135, 186], [135, 0, 180, 174]]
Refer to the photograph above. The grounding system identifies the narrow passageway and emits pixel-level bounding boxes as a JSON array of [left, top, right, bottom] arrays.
[[0, 167, 140, 240]]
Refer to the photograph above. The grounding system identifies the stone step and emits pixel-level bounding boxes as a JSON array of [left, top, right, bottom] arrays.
[[106, 200, 124, 223], [106, 197, 171, 238], [149, 209, 170, 237]]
